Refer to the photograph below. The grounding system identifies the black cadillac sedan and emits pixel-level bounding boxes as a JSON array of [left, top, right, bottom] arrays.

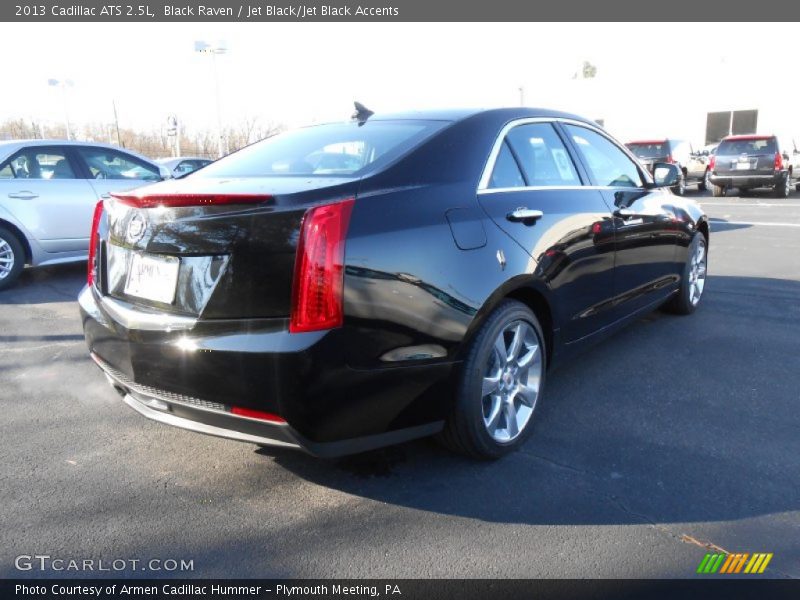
[[80, 107, 709, 459]]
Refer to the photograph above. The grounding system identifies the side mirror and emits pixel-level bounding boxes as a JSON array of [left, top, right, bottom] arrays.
[[652, 162, 681, 188], [158, 165, 173, 181]]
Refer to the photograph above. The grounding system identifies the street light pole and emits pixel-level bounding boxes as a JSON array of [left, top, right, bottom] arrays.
[[195, 40, 228, 158], [212, 51, 224, 157], [47, 78, 74, 140]]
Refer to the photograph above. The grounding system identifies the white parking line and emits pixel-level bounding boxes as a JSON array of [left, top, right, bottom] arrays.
[[710, 220, 800, 227], [701, 202, 800, 208]]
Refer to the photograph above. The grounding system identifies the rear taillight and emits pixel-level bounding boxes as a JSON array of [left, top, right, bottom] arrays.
[[87, 200, 104, 286], [289, 198, 355, 333], [774, 152, 783, 171], [709, 155, 716, 171], [110, 193, 272, 208], [231, 406, 286, 424]]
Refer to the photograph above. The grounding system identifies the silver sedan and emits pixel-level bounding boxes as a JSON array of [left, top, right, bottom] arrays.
[[0, 140, 170, 289]]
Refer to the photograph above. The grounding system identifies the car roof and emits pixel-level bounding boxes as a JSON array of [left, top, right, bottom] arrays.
[[156, 156, 211, 163], [326, 107, 600, 126], [627, 139, 669, 145], [0, 139, 157, 164], [722, 134, 775, 141]]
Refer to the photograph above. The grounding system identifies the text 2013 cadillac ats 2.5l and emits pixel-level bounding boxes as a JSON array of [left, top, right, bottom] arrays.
[[80, 107, 709, 459]]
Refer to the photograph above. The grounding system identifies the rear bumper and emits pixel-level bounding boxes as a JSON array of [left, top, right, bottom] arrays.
[[79, 285, 449, 457], [710, 172, 785, 188]]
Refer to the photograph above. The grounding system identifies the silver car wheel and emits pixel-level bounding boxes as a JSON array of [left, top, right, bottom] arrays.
[[0, 238, 15, 280], [688, 237, 707, 306], [481, 320, 543, 443]]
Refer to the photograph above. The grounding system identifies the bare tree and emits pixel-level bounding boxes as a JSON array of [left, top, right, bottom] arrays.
[[0, 117, 286, 159]]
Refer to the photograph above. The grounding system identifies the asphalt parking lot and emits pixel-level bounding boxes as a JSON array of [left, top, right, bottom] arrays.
[[1, 188, 798, 579]]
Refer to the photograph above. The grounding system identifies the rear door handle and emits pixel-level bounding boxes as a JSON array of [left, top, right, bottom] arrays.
[[8, 191, 38, 200], [100, 193, 111, 199], [506, 208, 544, 223]]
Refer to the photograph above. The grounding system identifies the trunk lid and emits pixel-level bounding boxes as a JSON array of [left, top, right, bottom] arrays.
[[96, 176, 359, 320]]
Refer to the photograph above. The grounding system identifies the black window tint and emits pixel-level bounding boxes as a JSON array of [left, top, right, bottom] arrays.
[[626, 142, 668, 158], [717, 137, 777, 156], [196, 120, 447, 178], [489, 142, 525, 189], [565, 125, 644, 188], [506, 123, 580, 187]]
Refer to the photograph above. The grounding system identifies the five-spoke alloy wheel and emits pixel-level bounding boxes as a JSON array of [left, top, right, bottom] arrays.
[[441, 300, 546, 459]]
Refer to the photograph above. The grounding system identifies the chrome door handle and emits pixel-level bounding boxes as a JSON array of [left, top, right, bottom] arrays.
[[100, 193, 111, 199], [506, 208, 544, 223], [8, 191, 38, 200]]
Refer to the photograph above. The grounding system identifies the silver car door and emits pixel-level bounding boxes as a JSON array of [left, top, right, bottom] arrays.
[[0, 145, 98, 253]]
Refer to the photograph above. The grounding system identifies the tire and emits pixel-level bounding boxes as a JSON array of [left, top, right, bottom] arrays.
[[663, 232, 707, 315], [698, 169, 709, 192], [439, 299, 546, 459], [672, 173, 686, 196], [712, 183, 725, 197], [773, 173, 790, 199], [739, 188, 750, 197], [0, 226, 24, 291]]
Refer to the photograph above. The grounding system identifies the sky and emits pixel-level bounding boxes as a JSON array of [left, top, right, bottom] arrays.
[[0, 22, 795, 141]]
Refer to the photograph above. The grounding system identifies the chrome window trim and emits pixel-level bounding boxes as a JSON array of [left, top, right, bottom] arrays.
[[478, 184, 610, 195], [477, 117, 650, 192]]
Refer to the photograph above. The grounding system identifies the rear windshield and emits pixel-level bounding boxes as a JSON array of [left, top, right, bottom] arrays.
[[717, 137, 776, 156], [626, 142, 668, 158], [195, 120, 448, 178]]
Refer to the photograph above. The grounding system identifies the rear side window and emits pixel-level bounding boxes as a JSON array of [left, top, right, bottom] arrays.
[[626, 142, 668, 158], [0, 148, 77, 180], [505, 123, 581, 186], [565, 125, 644, 188], [717, 137, 777, 156], [489, 142, 525, 189], [196, 120, 448, 178]]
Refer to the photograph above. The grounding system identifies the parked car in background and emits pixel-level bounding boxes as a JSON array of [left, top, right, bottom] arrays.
[[687, 143, 717, 192], [156, 156, 213, 177], [625, 139, 695, 195], [708, 134, 796, 198], [81, 107, 708, 460], [0, 140, 170, 289]]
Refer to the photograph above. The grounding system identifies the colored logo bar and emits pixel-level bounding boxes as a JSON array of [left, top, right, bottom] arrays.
[[696, 553, 772, 574]]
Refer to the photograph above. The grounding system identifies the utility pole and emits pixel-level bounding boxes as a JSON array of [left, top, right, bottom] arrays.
[[518, 86, 525, 107], [112, 99, 122, 146]]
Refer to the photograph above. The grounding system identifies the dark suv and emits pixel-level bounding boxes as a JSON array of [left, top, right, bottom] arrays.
[[625, 139, 694, 195], [709, 135, 795, 198]]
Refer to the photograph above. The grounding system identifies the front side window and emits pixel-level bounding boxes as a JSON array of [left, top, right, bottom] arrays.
[[0, 148, 76, 180], [195, 120, 448, 178], [75, 147, 160, 181], [565, 125, 644, 188], [505, 123, 581, 187]]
